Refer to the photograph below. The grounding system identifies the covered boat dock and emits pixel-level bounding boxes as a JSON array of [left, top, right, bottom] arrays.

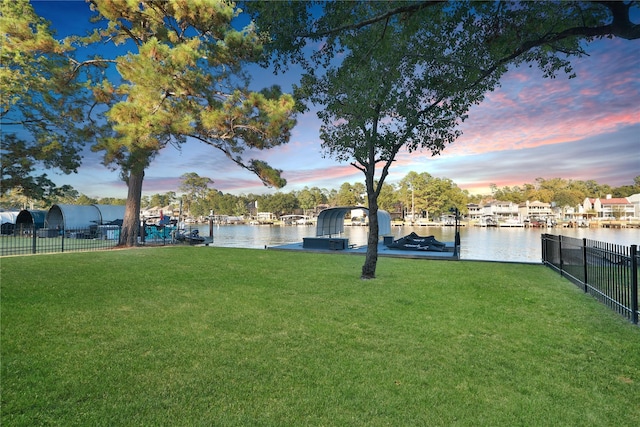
[[301, 206, 391, 250], [273, 206, 458, 260]]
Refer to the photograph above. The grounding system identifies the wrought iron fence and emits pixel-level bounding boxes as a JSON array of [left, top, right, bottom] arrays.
[[1, 224, 208, 257], [541, 234, 639, 325], [1, 224, 122, 256]]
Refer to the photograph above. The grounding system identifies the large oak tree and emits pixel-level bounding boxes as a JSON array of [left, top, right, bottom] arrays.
[[248, 1, 639, 278]]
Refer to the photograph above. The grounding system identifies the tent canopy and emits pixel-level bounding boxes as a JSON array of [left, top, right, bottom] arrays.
[[316, 206, 391, 237]]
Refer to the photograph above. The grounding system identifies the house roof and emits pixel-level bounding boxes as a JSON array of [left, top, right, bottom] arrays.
[[600, 198, 630, 205], [519, 200, 551, 207], [484, 200, 514, 207]]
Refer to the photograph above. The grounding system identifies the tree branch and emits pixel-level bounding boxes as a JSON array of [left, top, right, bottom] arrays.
[[299, 1, 638, 41], [67, 58, 118, 83], [298, 2, 440, 39]]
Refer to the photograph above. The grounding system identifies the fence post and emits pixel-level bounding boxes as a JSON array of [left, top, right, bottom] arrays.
[[32, 226, 37, 254], [559, 235, 564, 278], [582, 238, 588, 293], [61, 228, 65, 253], [631, 244, 638, 325]]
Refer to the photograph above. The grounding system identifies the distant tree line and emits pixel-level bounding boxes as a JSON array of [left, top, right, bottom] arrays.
[[3, 173, 637, 220], [488, 177, 640, 207]]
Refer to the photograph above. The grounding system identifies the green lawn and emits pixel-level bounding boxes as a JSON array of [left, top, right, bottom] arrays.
[[2, 247, 639, 426]]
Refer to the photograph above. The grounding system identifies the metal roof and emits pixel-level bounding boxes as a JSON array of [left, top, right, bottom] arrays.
[[0, 211, 19, 224], [45, 204, 125, 229], [16, 210, 47, 228], [46, 204, 101, 229], [93, 204, 126, 224], [316, 206, 391, 237]]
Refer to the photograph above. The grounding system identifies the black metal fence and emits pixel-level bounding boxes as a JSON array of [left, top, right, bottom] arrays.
[[1, 224, 123, 256], [541, 234, 639, 325], [0, 224, 207, 257]]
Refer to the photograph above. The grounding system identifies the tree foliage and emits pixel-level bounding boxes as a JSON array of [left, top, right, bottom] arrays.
[[0, 0, 93, 201], [2, 0, 297, 246], [334, 182, 366, 206], [179, 172, 213, 216], [490, 176, 640, 208], [296, 186, 329, 212], [398, 171, 469, 220], [78, 0, 298, 246], [248, 0, 639, 278]]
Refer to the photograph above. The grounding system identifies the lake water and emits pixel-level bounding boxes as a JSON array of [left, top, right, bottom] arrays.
[[190, 224, 639, 263]]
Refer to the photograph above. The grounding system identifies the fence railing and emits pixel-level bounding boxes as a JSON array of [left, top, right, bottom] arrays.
[[0, 224, 207, 257], [541, 234, 639, 325], [1, 225, 122, 256]]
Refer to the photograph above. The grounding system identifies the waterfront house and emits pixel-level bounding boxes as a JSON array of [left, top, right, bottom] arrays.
[[518, 200, 553, 221], [482, 200, 519, 221], [466, 203, 482, 220], [582, 195, 635, 219], [628, 193, 640, 218], [256, 212, 276, 223]]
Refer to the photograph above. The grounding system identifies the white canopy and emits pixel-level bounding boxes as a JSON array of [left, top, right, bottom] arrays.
[[0, 211, 19, 224]]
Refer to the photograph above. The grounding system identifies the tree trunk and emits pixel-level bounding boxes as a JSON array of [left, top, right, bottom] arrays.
[[361, 192, 379, 279], [119, 170, 144, 247]]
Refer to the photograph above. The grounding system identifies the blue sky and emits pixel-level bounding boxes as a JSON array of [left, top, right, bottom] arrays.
[[28, 1, 640, 198]]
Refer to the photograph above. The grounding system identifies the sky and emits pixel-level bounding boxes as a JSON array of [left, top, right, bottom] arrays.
[[25, 1, 640, 199]]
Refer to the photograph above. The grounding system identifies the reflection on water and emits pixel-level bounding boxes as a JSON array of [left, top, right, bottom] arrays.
[[193, 223, 639, 263]]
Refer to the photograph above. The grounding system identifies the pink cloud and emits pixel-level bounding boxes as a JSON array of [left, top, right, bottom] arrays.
[[142, 177, 183, 193], [209, 176, 273, 193], [284, 164, 360, 185], [445, 53, 640, 158]]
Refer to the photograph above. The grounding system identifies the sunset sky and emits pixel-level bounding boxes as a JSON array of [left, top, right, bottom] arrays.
[[29, 1, 640, 199]]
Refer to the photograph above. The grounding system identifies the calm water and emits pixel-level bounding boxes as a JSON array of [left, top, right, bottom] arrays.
[[191, 223, 639, 263]]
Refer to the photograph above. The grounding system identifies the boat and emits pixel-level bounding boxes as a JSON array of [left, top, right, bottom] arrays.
[[499, 218, 525, 227], [475, 216, 498, 227], [175, 229, 207, 244], [386, 232, 451, 252]]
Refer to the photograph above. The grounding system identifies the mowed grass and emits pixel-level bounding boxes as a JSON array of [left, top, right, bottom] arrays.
[[1, 247, 639, 426]]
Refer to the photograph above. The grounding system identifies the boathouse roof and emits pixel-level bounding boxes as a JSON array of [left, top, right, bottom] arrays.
[[316, 206, 391, 237], [45, 204, 126, 229], [16, 209, 47, 228]]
